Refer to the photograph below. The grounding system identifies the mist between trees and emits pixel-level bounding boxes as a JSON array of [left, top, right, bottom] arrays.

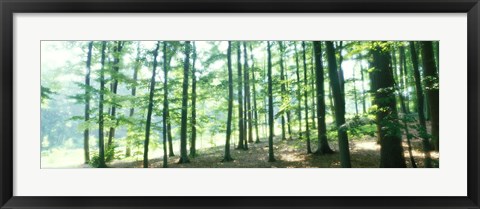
[[41, 41, 439, 168]]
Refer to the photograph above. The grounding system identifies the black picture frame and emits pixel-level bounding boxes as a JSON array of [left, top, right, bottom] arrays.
[[1, 0, 479, 208]]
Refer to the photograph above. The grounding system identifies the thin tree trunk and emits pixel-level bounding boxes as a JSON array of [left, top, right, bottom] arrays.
[[353, 60, 359, 115], [278, 41, 287, 140], [302, 41, 312, 153], [178, 41, 191, 164], [244, 42, 253, 146], [294, 42, 303, 139], [143, 42, 160, 168], [162, 42, 169, 168], [284, 58, 292, 138], [250, 43, 260, 143], [126, 42, 141, 158], [97, 41, 107, 168], [107, 41, 124, 158], [83, 41, 93, 164], [310, 45, 317, 129], [325, 41, 351, 167], [223, 41, 234, 162], [267, 41, 276, 162], [360, 63, 367, 114], [313, 41, 335, 155]]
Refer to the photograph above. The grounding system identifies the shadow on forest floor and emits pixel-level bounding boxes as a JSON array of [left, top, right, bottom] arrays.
[[109, 135, 439, 168]]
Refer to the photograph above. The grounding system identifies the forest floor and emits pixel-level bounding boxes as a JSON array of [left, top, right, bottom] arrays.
[[109, 135, 439, 168]]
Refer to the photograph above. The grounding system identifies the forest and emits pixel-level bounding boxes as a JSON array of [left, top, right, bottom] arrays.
[[41, 40, 439, 168]]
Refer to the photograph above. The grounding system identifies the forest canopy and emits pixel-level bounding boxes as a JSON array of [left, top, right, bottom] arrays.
[[41, 40, 439, 168]]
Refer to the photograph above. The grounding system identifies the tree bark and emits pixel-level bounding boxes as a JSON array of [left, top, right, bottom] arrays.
[[236, 42, 246, 150], [420, 41, 440, 151], [190, 42, 198, 157], [178, 41, 191, 164], [243, 42, 253, 146], [409, 41, 432, 167], [223, 41, 235, 162], [302, 41, 312, 153], [97, 41, 107, 168], [294, 42, 303, 139], [370, 42, 407, 168], [126, 42, 141, 158], [83, 41, 93, 164], [267, 41, 276, 162], [143, 42, 160, 168], [162, 42, 169, 168], [278, 41, 287, 140], [250, 43, 261, 143], [106, 41, 124, 159], [325, 41, 351, 167], [313, 41, 335, 155]]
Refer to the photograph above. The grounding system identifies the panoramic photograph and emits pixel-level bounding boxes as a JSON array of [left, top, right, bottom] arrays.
[[41, 41, 439, 168]]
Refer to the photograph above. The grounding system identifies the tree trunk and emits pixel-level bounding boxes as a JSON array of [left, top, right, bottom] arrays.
[[313, 41, 335, 155], [107, 41, 124, 159], [126, 42, 141, 158], [310, 45, 317, 129], [143, 42, 160, 168], [420, 41, 440, 151], [162, 42, 169, 168], [97, 41, 107, 168], [236, 42, 246, 150], [267, 41, 276, 162], [83, 41, 93, 164], [325, 41, 351, 167], [278, 41, 287, 140], [352, 59, 358, 115], [190, 42, 198, 157], [302, 41, 312, 153], [178, 41, 191, 164], [294, 42, 303, 139], [400, 46, 411, 113], [223, 41, 235, 162], [360, 63, 367, 114], [250, 44, 260, 143], [243, 42, 253, 146], [284, 58, 292, 138], [370, 42, 407, 168], [409, 41, 432, 167]]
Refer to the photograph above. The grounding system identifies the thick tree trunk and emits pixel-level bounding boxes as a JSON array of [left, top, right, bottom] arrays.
[[97, 41, 107, 168], [370, 42, 407, 168], [294, 42, 303, 139], [420, 41, 440, 151], [325, 41, 351, 167], [143, 42, 160, 168], [223, 41, 234, 162], [302, 41, 312, 153], [267, 41, 276, 162], [178, 41, 191, 164], [83, 41, 93, 164], [236, 42, 246, 150], [190, 42, 198, 157], [313, 41, 335, 155], [409, 41, 432, 167]]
